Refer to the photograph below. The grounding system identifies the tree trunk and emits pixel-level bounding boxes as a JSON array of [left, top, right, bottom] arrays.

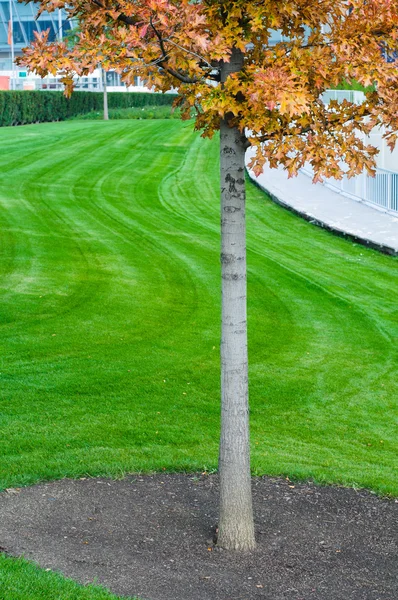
[[217, 48, 255, 552]]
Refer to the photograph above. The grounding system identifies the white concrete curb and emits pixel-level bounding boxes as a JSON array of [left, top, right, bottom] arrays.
[[245, 153, 398, 256]]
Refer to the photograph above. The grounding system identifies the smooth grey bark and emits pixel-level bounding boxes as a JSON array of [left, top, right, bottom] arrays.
[[217, 49, 256, 551]]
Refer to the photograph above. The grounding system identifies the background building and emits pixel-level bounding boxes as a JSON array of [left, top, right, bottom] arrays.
[[0, 1, 69, 68], [0, 3, 286, 92], [0, 0, 146, 90]]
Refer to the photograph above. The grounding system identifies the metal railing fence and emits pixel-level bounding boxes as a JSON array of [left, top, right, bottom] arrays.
[[322, 89, 365, 105], [301, 89, 398, 214], [301, 165, 398, 214]]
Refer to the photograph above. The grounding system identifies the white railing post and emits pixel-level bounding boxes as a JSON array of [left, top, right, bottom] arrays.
[[387, 173, 392, 211]]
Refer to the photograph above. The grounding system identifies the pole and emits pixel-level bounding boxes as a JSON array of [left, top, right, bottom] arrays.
[[102, 66, 109, 120], [58, 8, 63, 41], [9, 0, 15, 90]]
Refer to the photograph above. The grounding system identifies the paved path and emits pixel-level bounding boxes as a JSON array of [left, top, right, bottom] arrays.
[[246, 160, 398, 256]]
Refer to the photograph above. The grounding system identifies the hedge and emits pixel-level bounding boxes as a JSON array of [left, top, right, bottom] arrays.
[[0, 90, 178, 127]]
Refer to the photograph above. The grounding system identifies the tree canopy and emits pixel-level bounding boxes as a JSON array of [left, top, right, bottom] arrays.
[[20, 0, 398, 181]]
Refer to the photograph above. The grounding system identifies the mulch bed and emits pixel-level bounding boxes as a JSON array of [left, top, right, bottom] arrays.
[[0, 474, 397, 600]]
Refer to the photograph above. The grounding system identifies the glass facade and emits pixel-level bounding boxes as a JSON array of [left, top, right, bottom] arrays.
[[0, 0, 71, 70], [0, 1, 288, 72], [0, 2, 298, 92]]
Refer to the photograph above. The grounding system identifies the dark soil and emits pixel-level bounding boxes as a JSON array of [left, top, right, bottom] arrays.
[[0, 474, 397, 600]]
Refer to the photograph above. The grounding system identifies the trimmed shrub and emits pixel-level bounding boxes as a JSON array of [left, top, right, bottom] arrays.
[[0, 90, 177, 127]]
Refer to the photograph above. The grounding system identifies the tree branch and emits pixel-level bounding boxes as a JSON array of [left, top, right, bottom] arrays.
[[149, 16, 200, 84], [254, 106, 373, 144], [163, 38, 212, 69], [89, 0, 139, 26], [83, 0, 213, 84]]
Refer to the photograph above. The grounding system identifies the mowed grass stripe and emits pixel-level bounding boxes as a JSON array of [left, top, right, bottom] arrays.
[[0, 119, 396, 495], [156, 128, 397, 489], [0, 120, 221, 487]]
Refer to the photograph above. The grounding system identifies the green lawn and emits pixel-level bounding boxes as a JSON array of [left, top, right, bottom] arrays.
[[0, 118, 397, 596], [72, 104, 182, 121], [0, 553, 132, 600]]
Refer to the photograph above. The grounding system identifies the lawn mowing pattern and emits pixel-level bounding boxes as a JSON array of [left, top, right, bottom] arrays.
[[0, 119, 396, 497]]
